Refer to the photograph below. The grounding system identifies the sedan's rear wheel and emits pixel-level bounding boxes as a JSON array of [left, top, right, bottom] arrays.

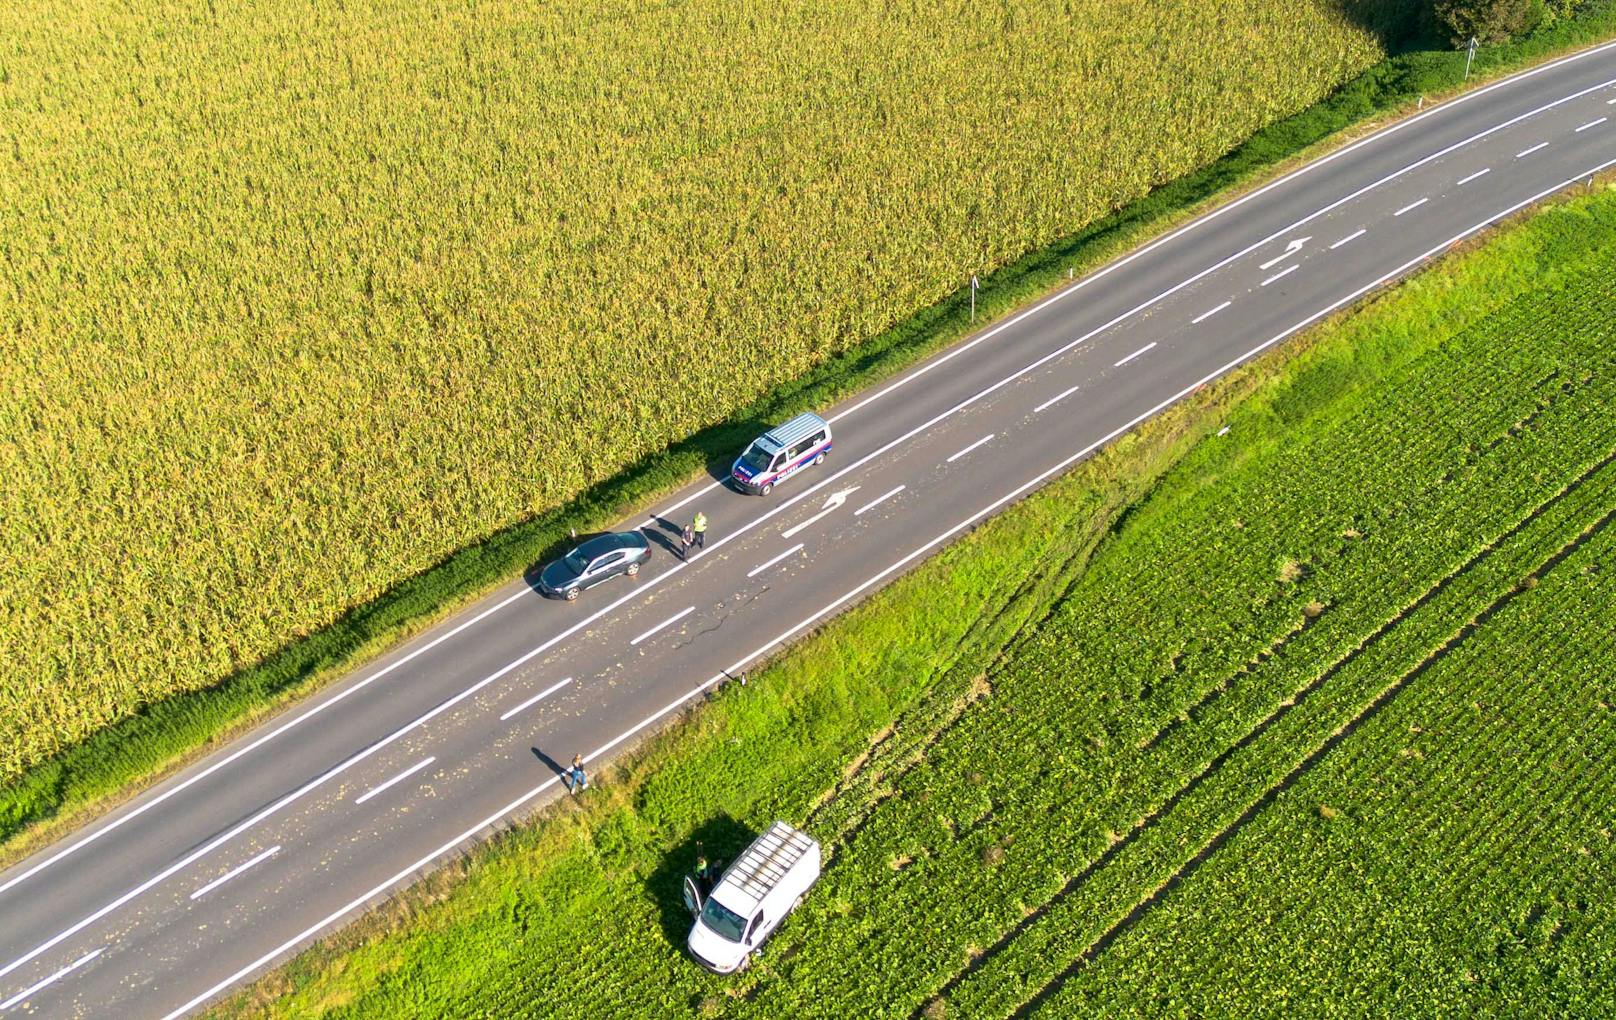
[[564, 586, 580, 601], [626, 561, 640, 576]]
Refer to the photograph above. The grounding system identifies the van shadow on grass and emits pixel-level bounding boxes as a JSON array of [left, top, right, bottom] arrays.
[[646, 813, 756, 951]]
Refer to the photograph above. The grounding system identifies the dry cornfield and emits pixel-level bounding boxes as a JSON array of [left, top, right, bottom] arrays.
[[0, 0, 1404, 780]]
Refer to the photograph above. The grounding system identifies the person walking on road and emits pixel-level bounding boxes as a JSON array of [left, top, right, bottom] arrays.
[[691, 511, 707, 552], [681, 522, 695, 561], [566, 753, 589, 794]]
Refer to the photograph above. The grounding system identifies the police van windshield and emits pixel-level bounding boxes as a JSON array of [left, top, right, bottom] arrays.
[[740, 443, 774, 472], [699, 896, 747, 943]]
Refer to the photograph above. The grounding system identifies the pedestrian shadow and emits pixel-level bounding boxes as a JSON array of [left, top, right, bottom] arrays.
[[531, 746, 570, 781], [645, 813, 755, 950], [641, 523, 685, 560]]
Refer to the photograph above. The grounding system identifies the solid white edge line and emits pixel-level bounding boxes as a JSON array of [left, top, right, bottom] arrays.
[[188, 846, 283, 901], [0, 947, 106, 1012], [156, 155, 1616, 1020], [496, 678, 575, 722], [629, 606, 695, 647], [1576, 116, 1608, 131], [353, 758, 438, 807], [1033, 385, 1081, 413], [747, 544, 805, 578], [853, 486, 906, 516], [11, 36, 1616, 908], [1394, 197, 1429, 216], [1260, 264, 1299, 287], [1190, 301, 1231, 325], [1517, 141, 1549, 157], [946, 434, 995, 463], [1114, 342, 1157, 367], [1329, 228, 1368, 249], [1457, 167, 1491, 185]]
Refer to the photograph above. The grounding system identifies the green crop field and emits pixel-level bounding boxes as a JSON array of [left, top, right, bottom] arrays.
[[0, 0, 1419, 783], [218, 188, 1616, 1014]]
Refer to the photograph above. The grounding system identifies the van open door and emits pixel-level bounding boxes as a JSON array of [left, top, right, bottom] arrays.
[[682, 876, 704, 916]]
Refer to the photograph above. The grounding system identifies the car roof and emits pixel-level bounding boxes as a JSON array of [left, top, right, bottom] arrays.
[[575, 532, 643, 558], [758, 412, 828, 454]]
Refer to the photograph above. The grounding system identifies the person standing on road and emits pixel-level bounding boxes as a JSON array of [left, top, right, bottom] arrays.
[[681, 522, 695, 561], [567, 754, 589, 794], [691, 511, 707, 552]]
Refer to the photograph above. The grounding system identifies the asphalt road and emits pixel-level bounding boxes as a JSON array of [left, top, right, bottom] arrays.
[[2, 41, 1614, 1019]]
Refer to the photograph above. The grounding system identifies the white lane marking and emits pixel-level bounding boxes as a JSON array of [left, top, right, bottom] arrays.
[[1190, 301, 1231, 325], [1457, 167, 1491, 185], [157, 149, 1616, 1020], [1609, 96, 1616, 105], [747, 544, 805, 578], [497, 677, 575, 722], [353, 758, 437, 807], [1256, 236, 1310, 271], [1329, 228, 1367, 250], [1260, 264, 1299, 287], [1033, 385, 1080, 413], [188, 846, 282, 901], [1517, 141, 1549, 157], [0, 947, 106, 1011], [630, 607, 695, 647], [780, 486, 861, 540], [1394, 197, 1429, 217], [1576, 116, 1607, 132], [1114, 342, 1157, 368], [854, 486, 906, 516], [946, 434, 995, 463]]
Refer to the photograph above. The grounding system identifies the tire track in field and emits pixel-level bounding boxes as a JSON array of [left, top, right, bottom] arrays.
[[1007, 494, 1616, 1019], [920, 443, 1616, 1019]]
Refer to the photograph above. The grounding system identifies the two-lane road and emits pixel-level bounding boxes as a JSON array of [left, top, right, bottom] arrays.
[[3, 40, 1614, 1017]]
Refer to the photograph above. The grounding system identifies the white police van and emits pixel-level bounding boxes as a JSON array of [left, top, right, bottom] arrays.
[[684, 821, 821, 973], [730, 412, 832, 496]]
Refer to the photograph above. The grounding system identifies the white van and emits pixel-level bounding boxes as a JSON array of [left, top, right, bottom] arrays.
[[730, 412, 832, 496], [684, 821, 821, 973]]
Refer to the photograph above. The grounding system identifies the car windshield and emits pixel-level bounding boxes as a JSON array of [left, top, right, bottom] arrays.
[[563, 549, 589, 573], [698, 896, 747, 943], [740, 443, 773, 472]]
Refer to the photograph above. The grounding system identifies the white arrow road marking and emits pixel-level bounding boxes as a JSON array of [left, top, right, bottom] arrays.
[[781, 487, 861, 539], [189, 846, 282, 900], [0, 947, 106, 1011], [1256, 236, 1310, 271]]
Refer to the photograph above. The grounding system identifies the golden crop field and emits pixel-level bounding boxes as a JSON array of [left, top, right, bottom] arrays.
[[0, 0, 1402, 780]]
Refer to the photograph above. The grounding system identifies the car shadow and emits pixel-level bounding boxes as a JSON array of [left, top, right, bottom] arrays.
[[645, 813, 755, 950]]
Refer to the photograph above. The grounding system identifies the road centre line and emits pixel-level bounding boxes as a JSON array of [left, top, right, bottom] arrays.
[[1329, 228, 1367, 249], [1457, 167, 1491, 185], [1261, 264, 1299, 287], [854, 486, 906, 516], [747, 544, 805, 578], [354, 758, 437, 807], [946, 434, 995, 463], [158, 153, 1616, 1020], [11, 45, 1614, 916], [1114, 342, 1158, 367], [1517, 141, 1549, 157], [1394, 197, 1429, 216], [497, 677, 575, 722], [630, 607, 695, 646], [188, 846, 282, 901], [1576, 116, 1607, 131], [1190, 301, 1231, 325], [15, 77, 1616, 988], [0, 947, 105, 1012]]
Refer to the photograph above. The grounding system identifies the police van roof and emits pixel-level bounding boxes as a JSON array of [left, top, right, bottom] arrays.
[[758, 412, 829, 453], [712, 821, 816, 915]]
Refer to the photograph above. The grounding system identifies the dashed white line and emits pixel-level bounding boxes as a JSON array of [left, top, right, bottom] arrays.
[[630, 606, 695, 647], [1576, 116, 1607, 132], [1608, 96, 1616, 105], [188, 846, 282, 901], [1190, 301, 1231, 325], [353, 758, 437, 807], [1517, 141, 1549, 157], [747, 544, 805, 578], [1329, 228, 1367, 250], [1457, 167, 1491, 185], [946, 434, 996, 463], [1033, 385, 1080, 413], [498, 678, 575, 722], [1260, 264, 1299, 287], [0, 947, 106, 1011], [1114, 342, 1157, 367], [1394, 197, 1429, 217], [854, 486, 906, 516]]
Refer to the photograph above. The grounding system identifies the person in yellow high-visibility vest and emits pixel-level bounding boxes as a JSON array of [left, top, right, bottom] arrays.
[[691, 511, 708, 552]]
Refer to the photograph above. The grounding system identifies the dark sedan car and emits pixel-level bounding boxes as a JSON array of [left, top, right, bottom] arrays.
[[538, 531, 651, 600]]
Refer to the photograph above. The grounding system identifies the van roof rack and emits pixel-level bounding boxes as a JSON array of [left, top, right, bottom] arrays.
[[715, 821, 815, 914]]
